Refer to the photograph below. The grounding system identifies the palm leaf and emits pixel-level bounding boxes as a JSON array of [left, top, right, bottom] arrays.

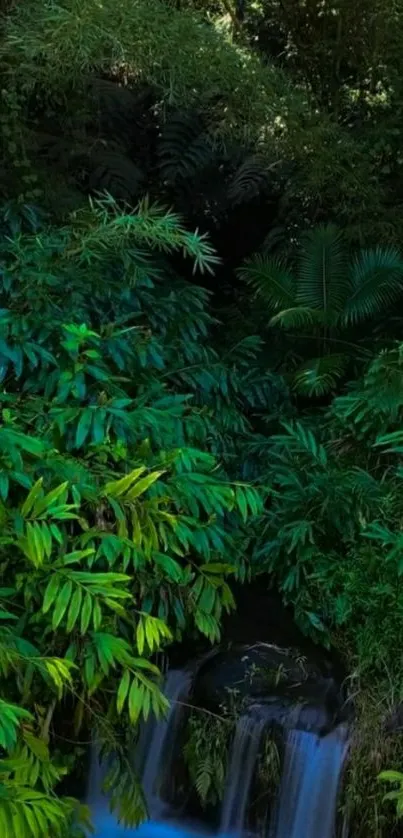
[[342, 246, 403, 325], [297, 224, 347, 320], [293, 354, 347, 397], [269, 306, 325, 329], [238, 254, 296, 311]]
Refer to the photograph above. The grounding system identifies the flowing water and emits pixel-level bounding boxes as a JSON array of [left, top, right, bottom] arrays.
[[88, 668, 348, 838], [219, 706, 270, 835], [138, 669, 193, 816], [269, 726, 349, 838], [88, 669, 192, 835]]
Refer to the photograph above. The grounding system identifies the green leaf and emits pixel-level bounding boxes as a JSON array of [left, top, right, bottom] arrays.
[[66, 587, 83, 632], [33, 482, 69, 516], [21, 478, 44, 517], [75, 409, 93, 448], [125, 470, 165, 500], [80, 591, 93, 634], [52, 579, 73, 629], [128, 678, 143, 724], [43, 573, 61, 614], [136, 619, 145, 655], [103, 467, 146, 498], [117, 670, 131, 714]]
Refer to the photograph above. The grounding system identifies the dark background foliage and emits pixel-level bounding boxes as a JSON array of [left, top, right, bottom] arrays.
[[1, 0, 403, 835]]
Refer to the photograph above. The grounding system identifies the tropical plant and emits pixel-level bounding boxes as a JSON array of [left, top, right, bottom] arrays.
[[184, 710, 233, 806], [379, 770, 403, 820], [239, 225, 403, 395], [0, 196, 268, 834]]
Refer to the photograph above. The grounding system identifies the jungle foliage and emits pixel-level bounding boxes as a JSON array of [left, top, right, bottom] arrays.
[[1, 0, 403, 835]]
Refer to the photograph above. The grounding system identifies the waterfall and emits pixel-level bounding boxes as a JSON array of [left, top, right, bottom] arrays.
[[139, 669, 193, 817], [87, 661, 349, 838], [219, 706, 268, 835], [88, 668, 192, 835], [269, 725, 349, 838]]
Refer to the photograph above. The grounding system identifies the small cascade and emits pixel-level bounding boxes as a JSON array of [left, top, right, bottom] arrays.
[[219, 705, 268, 835], [269, 725, 349, 838], [139, 669, 193, 817], [88, 668, 192, 835]]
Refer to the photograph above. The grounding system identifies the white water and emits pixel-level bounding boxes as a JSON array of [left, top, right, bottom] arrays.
[[88, 668, 348, 838], [89, 669, 192, 835], [269, 726, 349, 838], [219, 707, 269, 835], [139, 669, 193, 816]]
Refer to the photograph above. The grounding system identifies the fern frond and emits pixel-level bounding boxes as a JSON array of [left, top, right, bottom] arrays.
[[158, 111, 215, 184], [103, 752, 146, 826], [91, 78, 152, 145], [89, 151, 145, 201], [343, 247, 403, 325], [195, 756, 213, 803], [227, 155, 268, 206], [297, 224, 347, 319]]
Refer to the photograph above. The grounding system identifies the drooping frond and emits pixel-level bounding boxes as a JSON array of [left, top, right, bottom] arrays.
[[158, 111, 216, 185], [88, 150, 145, 201], [342, 247, 403, 325], [269, 306, 325, 329], [297, 224, 347, 319], [293, 354, 347, 397], [90, 78, 152, 146], [227, 155, 268, 206], [238, 254, 296, 311]]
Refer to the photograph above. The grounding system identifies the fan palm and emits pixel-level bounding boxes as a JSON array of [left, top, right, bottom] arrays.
[[238, 225, 403, 396]]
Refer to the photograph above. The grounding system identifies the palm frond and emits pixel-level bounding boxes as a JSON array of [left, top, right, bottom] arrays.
[[293, 354, 347, 397], [238, 254, 296, 311], [342, 246, 403, 325], [297, 224, 347, 320], [269, 306, 325, 329]]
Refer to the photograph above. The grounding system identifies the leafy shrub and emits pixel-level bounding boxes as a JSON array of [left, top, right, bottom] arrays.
[[0, 197, 268, 833]]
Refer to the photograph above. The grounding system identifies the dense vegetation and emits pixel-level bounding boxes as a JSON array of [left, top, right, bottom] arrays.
[[2, 0, 403, 835]]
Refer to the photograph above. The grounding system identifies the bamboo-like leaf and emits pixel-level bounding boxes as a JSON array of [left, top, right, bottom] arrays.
[[52, 579, 73, 629], [42, 573, 61, 614], [125, 470, 165, 500], [33, 482, 69, 516], [75, 409, 93, 448], [103, 467, 146, 498], [117, 670, 131, 714], [128, 678, 144, 724], [136, 618, 145, 655], [66, 586, 83, 632], [80, 591, 93, 634], [21, 478, 44, 518]]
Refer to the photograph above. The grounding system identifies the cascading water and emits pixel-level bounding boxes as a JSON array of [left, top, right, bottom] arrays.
[[138, 669, 193, 817], [88, 669, 192, 836], [87, 660, 349, 838], [269, 725, 349, 838], [219, 706, 268, 835]]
